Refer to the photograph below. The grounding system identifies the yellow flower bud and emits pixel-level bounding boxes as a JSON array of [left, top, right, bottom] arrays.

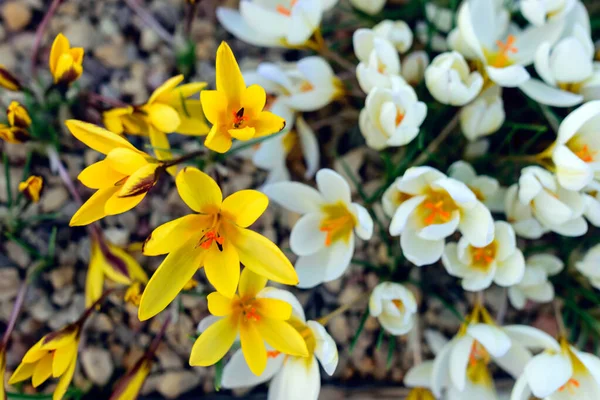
[[7, 101, 31, 128], [18, 176, 43, 203], [49, 33, 84, 86], [0, 64, 21, 91]]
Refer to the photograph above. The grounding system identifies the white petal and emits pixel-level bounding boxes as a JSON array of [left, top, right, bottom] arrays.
[[494, 221, 517, 261], [494, 250, 526, 287], [524, 352, 572, 398], [486, 65, 531, 87], [268, 356, 320, 400], [222, 349, 283, 389], [467, 324, 511, 358], [352, 203, 374, 240], [418, 213, 460, 240], [296, 116, 320, 179], [324, 235, 355, 282], [389, 195, 426, 235], [494, 341, 531, 379], [503, 325, 560, 350], [307, 321, 338, 376], [296, 249, 329, 288], [553, 145, 594, 191], [431, 340, 454, 396], [316, 168, 352, 204], [510, 374, 533, 400], [290, 212, 327, 256], [520, 79, 583, 107], [458, 201, 494, 247], [557, 101, 600, 145], [216, 7, 281, 47], [404, 361, 434, 388], [527, 254, 564, 275], [449, 335, 475, 391], [263, 182, 324, 214], [432, 177, 477, 205], [400, 230, 445, 266]]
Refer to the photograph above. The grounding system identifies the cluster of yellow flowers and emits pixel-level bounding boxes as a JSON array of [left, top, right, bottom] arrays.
[[0, 32, 301, 399]]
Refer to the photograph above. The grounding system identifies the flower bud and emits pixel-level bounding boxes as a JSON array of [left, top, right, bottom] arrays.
[[369, 282, 417, 335], [49, 33, 84, 86], [18, 176, 43, 203], [425, 51, 483, 106], [459, 86, 505, 141], [0, 64, 22, 91]]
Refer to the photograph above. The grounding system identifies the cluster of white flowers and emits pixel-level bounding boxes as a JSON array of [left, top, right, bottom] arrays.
[[208, 0, 600, 398]]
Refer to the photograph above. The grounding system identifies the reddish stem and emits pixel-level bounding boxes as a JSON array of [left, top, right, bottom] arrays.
[[1, 283, 28, 348], [31, 0, 64, 76]]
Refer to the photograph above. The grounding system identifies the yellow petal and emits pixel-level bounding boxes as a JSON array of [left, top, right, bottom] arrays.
[[54, 53, 82, 84], [225, 225, 298, 286], [160, 81, 207, 105], [240, 322, 267, 376], [66, 120, 141, 155], [70, 186, 120, 226], [252, 111, 286, 137], [53, 355, 76, 400], [0, 353, 5, 400], [138, 238, 205, 321], [241, 84, 266, 119], [148, 75, 185, 104], [148, 127, 176, 176], [256, 318, 309, 357], [207, 292, 234, 316], [21, 340, 46, 363], [110, 361, 151, 400], [116, 163, 160, 198], [105, 148, 149, 176], [86, 242, 105, 307], [103, 107, 134, 135], [200, 90, 228, 124], [221, 190, 268, 228], [32, 353, 53, 387], [40, 327, 78, 351], [49, 33, 69, 75], [105, 191, 145, 218], [8, 362, 35, 385], [238, 267, 267, 299], [143, 214, 210, 256], [228, 127, 256, 141], [175, 167, 222, 214], [147, 103, 181, 133], [0, 64, 21, 91], [173, 100, 210, 136], [78, 160, 127, 189], [216, 42, 245, 108], [52, 340, 77, 378], [103, 243, 148, 285], [189, 317, 238, 366], [204, 125, 233, 153], [255, 298, 292, 320], [69, 47, 84, 65], [204, 240, 240, 298]]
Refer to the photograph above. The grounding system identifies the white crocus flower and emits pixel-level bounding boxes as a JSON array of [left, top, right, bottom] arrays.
[[575, 244, 600, 289], [263, 169, 373, 288], [220, 288, 338, 400], [369, 282, 417, 335], [551, 101, 600, 191], [507, 166, 587, 238], [404, 362, 437, 400], [425, 51, 484, 106], [372, 20, 414, 53], [459, 85, 505, 141], [349, 0, 386, 15], [359, 80, 427, 149], [353, 31, 402, 92], [403, 51, 430, 85], [442, 221, 525, 291], [216, 0, 338, 47], [388, 166, 494, 266], [253, 115, 319, 184], [521, 23, 599, 107], [520, 0, 576, 27], [245, 57, 343, 112], [431, 318, 552, 399], [450, 0, 564, 88], [511, 337, 600, 400], [448, 161, 505, 212], [508, 254, 564, 310]]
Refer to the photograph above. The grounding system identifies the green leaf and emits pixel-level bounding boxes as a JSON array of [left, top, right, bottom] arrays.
[[350, 305, 370, 353], [214, 358, 224, 391], [386, 336, 396, 369], [3, 152, 12, 208]]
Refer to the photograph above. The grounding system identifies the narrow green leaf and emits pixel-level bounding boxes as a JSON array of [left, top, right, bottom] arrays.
[[350, 306, 370, 353], [386, 336, 396, 369], [4, 152, 13, 208], [214, 358, 224, 391], [376, 329, 386, 350]]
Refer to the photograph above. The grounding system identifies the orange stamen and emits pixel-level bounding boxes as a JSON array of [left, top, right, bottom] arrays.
[[199, 230, 224, 249], [266, 350, 281, 358], [395, 109, 405, 126], [299, 81, 314, 92], [559, 378, 580, 393], [232, 108, 250, 129], [276, 0, 297, 16], [423, 201, 451, 225], [472, 247, 494, 264], [575, 144, 596, 162], [489, 35, 518, 68], [244, 306, 260, 322], [320, 215, 353, 246]]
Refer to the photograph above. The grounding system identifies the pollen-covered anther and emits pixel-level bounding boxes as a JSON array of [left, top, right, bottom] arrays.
[[243, 304, 261, 322], [232, 107, 250, 128], [320, 215, 354, 246], [423, 200, 452, 225], [199, 230, 224, 250], [276, 0, 297, 16], [575, 144, 596, 162], [266, 350, 281, 358], [559, 378, 581, 394]]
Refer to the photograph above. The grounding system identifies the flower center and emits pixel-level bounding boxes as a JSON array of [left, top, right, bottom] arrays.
[[466, 341, 493, 386], [573, 143, 596, 163], [559, 378, 581, 394], [469, 241, 497, 270], [299, 80, 314, 92], [392, 299, 405, 312], [241, 302, 261, 322], [276, 0, 297, 16], [232, 107, 250, 129], [395, 107, 405, 127], [266, 350, 281, 358], [406, 388, 436, 400], [558, 81, 585, 94], [320, 202, 356, 246], [377, 59, 387, 74], [484, 35, 518, 68], [199, 230, 224, 250], [418, 190, 457, 226]]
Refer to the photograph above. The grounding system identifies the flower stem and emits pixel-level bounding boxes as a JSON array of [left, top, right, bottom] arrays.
[[76, 288, 117, 326], [412, 112, 460, 167], [317, 293, 369, 326], [160, 149, 205, 168], [86, 92, 129, 108], [47, 146, 82, 205], [1, 283, 28, 347], [31, 0, 64, 77], [124, 0, 175, 46]]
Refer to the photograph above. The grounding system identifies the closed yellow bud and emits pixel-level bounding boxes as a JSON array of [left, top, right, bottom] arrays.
[[0, 65, 21, 91], [7, 101, 31, 128], [49, 33, 84, 85], [18, 176, 43, 203]]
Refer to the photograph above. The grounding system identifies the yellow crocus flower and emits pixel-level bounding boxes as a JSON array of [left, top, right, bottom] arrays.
[[86, 236, 149, 307], [190, 268, 309, 375], [139, 167, 298, 320], [18, 175, 43, 203], [66, 120, 163, 226], [49, 33, 84, 86], [200, 42, 286, 153], [0, 101, 31, 144], [0, 65, 21, 92], [9, 324, 80, 400], [102, 75, 209, 166]]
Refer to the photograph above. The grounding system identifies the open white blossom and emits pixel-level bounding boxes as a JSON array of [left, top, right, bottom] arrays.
[[508, 254, 564, 309], [442, 221, 525, 291], [359, 79, 427, 149], [520, 0, 576, 26], [449, 0, 563, 88], [354, 30, 401, 92], [576, 244, 600, 289], [220, 288, 338, 400], [217, 0, 338, 47], [551, 100, 600, 191], [264, 169, 373, 288], [448, 161, 505, 212], [425, 51, 483, 106], [511, 336, 600, 400], [388, 166, 494, 266], [459, 85, 506, 141], [369, 282, 417, 335], [505, 166, 587, 238], [349, 0, 386, 15]]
